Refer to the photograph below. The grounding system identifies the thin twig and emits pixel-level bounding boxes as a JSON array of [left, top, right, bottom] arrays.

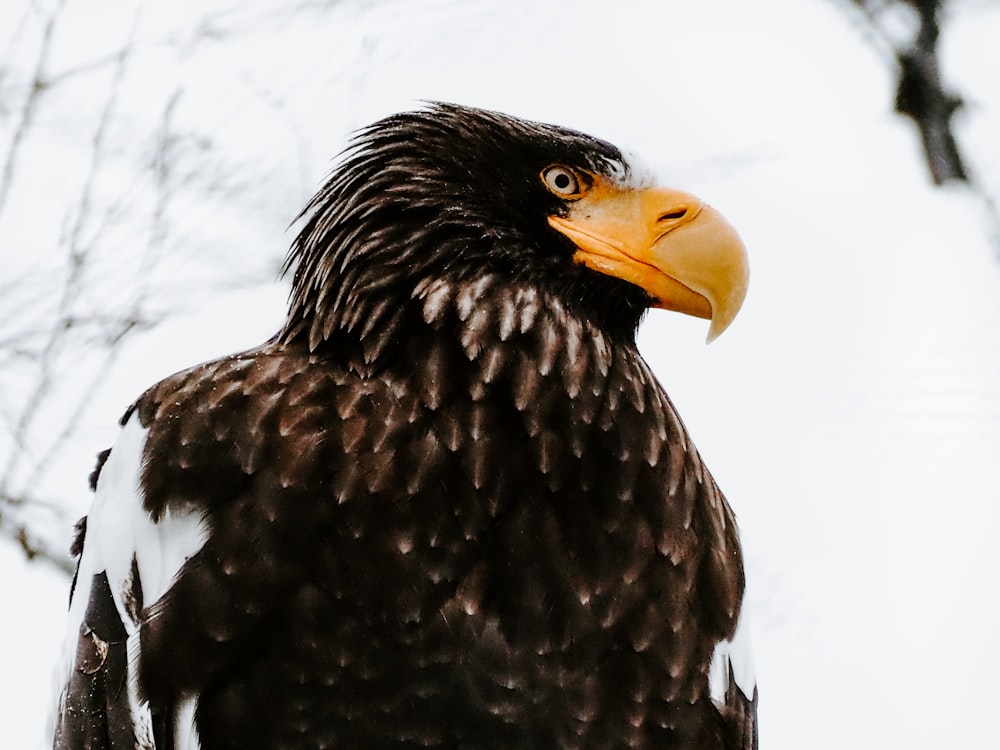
[[0, 491, 75, 574], [0, 0, 67, 226], [0, 6, 139, 533]]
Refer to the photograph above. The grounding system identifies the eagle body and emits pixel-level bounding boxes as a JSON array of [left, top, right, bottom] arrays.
[[53, 104, 756, 749]]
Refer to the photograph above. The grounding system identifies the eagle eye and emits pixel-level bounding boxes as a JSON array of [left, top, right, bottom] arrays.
[[541, 165, 584, 198]]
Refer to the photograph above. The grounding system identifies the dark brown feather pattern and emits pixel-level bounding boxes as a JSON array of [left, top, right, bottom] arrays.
[[126, 274, 746, 749]]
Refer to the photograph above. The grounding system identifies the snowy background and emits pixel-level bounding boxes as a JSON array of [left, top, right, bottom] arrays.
[[3, 0, 1000, 747]]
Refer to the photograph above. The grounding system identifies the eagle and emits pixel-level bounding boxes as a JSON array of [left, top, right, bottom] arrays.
[[52, 103, 756, 750]]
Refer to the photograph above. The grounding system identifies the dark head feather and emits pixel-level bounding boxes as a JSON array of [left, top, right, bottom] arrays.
[[279, 103, 653, 352]]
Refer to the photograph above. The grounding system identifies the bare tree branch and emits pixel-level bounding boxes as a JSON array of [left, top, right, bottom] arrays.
[[0, 8, 138, 504], [0, 0, 66, 225], [836, 0, 1000, 252], [0, 490, 75, 574], [0, 0, 331, 571], [840, 0, 967, 184], [892, 0, 967, 183], [0, 6, 146, 573]]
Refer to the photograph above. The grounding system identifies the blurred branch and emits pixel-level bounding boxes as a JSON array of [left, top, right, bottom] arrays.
[[841, 0, 966, 184], [837, 0, 1000, 250], [0, 0, 320, 571], [0, 492, 75, 575], [0, 9, 138, 502], [893, 1, 966, 183], [15, 87, 181, 523], [0, 0, 66, 225], [0, 7, 147, 574]]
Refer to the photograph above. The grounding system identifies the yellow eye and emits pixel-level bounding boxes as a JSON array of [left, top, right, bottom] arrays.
[[541, 165, 582, 197]]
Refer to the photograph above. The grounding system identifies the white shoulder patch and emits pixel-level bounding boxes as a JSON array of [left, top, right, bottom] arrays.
[[52, 412, 208, 748], [708, 605, 757, 706], [93, 414, 210, 620]]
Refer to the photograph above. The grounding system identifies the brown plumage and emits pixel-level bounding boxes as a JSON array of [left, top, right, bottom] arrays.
[[53, 103, 756, 750]]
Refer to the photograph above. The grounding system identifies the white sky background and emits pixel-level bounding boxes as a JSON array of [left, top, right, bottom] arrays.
[[2, 0, 1000, 747]]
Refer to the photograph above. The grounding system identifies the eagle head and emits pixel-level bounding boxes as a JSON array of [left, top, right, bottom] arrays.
[[281, 103, 748, 351]]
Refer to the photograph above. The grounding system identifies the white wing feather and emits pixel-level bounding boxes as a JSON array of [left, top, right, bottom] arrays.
[[52, 414, 208, 749], [708, 603, 756, 706]]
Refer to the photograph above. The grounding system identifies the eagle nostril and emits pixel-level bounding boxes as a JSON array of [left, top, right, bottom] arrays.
[[659, 208, 688, 222]]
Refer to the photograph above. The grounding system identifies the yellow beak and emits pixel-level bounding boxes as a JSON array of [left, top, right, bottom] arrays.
[[548, 183, 749, 342]]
